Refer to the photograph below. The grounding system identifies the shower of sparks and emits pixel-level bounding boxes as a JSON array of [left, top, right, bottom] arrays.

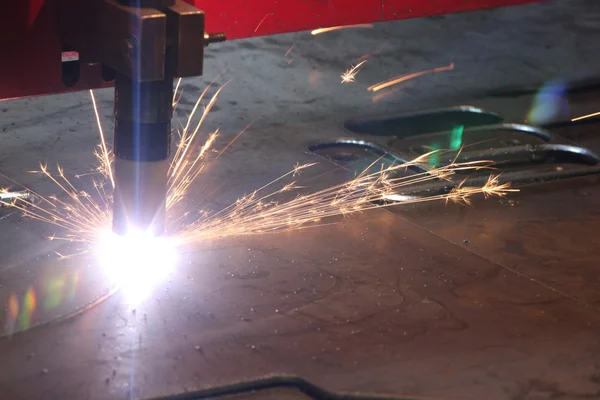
[[167, 81, 229, 210], [311, 24, 373, 35], [368, 62, 455, 92], [176, 156, 516, 244], [0, 80, 226, 246], [572, 110, 600, 122], [341, 60, 367, 83], [0, 77, 521, 311], [2, 80, 517, 266], [4, 162, 113, 245]]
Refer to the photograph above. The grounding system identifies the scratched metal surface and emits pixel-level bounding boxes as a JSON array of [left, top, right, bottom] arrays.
[[2, 209, 600, 400], [385, 121, 600, 312], [1, 118, 600, 400], [2, 2, 600, 397]]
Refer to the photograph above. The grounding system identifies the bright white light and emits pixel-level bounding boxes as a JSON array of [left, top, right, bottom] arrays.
[[96, 230, 177, 306]]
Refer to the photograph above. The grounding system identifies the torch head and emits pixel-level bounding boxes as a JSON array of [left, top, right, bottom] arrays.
[[81, 0, 220, 236]]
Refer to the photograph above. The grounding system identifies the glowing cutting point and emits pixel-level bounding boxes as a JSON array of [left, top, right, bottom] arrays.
[[97, 230, 177, 306]]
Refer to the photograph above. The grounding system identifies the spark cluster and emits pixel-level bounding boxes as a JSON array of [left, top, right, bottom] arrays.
[[2, 79, 515, 250], [178, 158, 514, 244], [0, 29, 520, 332], [0, 71, 516, 313]]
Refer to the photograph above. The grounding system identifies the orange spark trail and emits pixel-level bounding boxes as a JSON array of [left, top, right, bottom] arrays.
[[216, 121, 254, 160], [177, 156, 516, 244], [284, 43, 296, 57], [169, 79, 229, 175], [311, 24, 373, 35], [357, 51, 379, 62], [173, 78, 184, 108], [371, 87, 402, 103], [254, 13, 273, 33], [368, 62, 455, 92], [572, 110, 600, 122], [4, 76, 518, 258], [89, 90, 114, 188]]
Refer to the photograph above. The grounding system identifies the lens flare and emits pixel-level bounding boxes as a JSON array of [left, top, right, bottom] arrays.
[[526, 80, 568, 125]]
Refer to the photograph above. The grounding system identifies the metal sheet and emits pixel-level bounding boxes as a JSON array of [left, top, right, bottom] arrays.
[[392, 176, 600, 306], [0, 121, 599, 399], [2, 208, 599, 399], [388, 121, 600, 309]]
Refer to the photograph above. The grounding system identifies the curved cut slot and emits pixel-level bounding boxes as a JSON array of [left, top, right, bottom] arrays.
[[344, 106, 503, 138], [308, 139, 427, 174]]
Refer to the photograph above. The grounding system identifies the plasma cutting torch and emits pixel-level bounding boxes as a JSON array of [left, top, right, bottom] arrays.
[[0, 0, 546, 237], [3, 0, 226, 236], [58, 0, 225, 236]]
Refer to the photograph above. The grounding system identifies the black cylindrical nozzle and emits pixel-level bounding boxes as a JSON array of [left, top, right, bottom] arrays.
[[112, 73, 173, 236]]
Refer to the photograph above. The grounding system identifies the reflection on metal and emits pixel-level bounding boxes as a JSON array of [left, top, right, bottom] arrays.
[[404, 123, 554, 158], [343, 106, 503, 137], [308, 139, 427, 173], [469, 124, 552, 142], [456, 143, 600, 166], [150, 374, 421, 400], [0, 190, 40, 207], [394, 166, 600, 199], [311, 138, 600, 201], [449, 125, 464, 150], [312, 106, 600, 203], [1, 283, 118, 340]]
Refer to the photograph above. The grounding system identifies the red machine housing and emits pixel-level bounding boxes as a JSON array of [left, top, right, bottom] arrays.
[[1, 0, 545, 100]]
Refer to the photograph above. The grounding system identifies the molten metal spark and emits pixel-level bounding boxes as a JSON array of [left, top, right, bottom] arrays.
[[311, 24, 373, 35], [254, 13, 273, 33], [3, 162, 112, 245], [572, 110, 600, 122], [368, 62, 455, 92], [89, 90, 115, 187], [167, 81, 230, 210], [284, 43, 296, 57], [448, 175, 518, 205], [341, 60, 367, 83], [357, 51, 379, 62], [216, 121, 253, 160]]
